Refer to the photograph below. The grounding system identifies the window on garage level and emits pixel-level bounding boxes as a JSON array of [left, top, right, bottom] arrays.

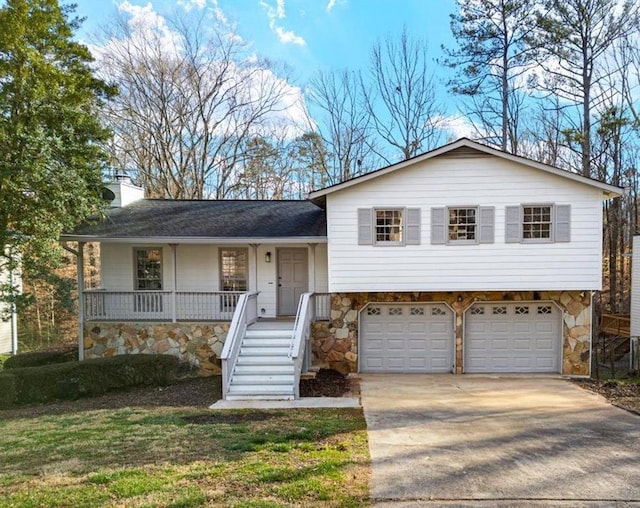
[[357, 208, 421, 246], [505, 204, 571, 243], [448, 207, 477, 242], [522, 205, 552, 240], [375, 209, 403, 244], [431, 206, 494, 244]]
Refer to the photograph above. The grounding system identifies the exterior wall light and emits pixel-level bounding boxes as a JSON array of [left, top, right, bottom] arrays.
[[265, 251, 272, 263]]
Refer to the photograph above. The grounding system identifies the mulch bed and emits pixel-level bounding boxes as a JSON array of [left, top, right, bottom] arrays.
[[572, 378, 640, 413], [0, 368, 356, 419], [300, 368, 358, 398]]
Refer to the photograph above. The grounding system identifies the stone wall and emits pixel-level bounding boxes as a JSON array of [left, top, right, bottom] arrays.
[[311, 291, 592, 376], [84, 322, 229, 377]]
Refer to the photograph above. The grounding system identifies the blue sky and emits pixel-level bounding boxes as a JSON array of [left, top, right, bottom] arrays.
[[74, 0, 458, 90]]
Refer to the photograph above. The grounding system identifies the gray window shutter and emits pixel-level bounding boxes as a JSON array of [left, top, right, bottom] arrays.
[[505, 206, 521, 243], [555, 204, 571, 242], [431, 207, 446, 244], [358, 208, 373, 245], [478, 206, 495, 244], [406, 208, 421, 245]]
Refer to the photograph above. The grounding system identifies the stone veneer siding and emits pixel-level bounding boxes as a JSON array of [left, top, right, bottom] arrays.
[[311, 291, 592, 376], [84, 322, 229, 377]]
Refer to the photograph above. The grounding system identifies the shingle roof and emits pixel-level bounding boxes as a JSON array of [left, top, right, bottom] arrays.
[[64, 199, 326, 240]]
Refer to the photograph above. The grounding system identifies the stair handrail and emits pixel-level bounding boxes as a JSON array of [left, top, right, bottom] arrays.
[[220, 291, 259, 399], [289, 292, 315, 398]]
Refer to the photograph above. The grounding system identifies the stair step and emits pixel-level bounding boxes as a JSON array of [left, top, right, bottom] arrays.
[[234, 364, 295, 374], [243, 338, 292, 348], [236, 356, 293, 366], [227, 384, 294, 395], [240, 347, 290, 356], [245, 329, 294, 338], [226, 394, 295, 401], [232, 374, 294, 385]]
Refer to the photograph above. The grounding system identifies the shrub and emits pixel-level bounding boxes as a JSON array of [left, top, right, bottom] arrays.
[[3, 348, 77, 369], [0, 373, 16, 408], [4, 354, 179, 405]]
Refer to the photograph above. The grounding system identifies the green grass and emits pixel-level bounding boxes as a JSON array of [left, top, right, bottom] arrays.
[[0, 354, 9, 370], [0, 407, 370, 507]]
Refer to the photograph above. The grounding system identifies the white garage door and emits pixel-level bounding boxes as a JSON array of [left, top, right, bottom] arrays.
[[360, 303, 454, 373], [465, 302, 561, 373]]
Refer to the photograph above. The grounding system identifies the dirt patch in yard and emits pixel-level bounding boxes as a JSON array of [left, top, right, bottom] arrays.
[[0, 369, 357, 420], [300, 369, 359, 398], [573, 378, 640, 413]]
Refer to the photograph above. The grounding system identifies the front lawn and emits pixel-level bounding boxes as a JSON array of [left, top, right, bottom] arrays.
[[0, 407, 370, 507]]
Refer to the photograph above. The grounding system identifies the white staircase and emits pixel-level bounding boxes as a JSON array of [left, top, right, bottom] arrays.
[[225, 320, 297, 400]]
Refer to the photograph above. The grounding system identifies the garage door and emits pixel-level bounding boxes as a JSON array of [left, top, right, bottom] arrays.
[[360, 303, 454, 373], [465, 302, 561, 373]]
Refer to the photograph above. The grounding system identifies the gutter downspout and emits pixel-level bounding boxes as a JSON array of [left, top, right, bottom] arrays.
[[62, 241, 85, 361]]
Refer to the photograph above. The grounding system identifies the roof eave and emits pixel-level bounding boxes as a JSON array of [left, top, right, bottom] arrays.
[[60, 235, 328, 244], [308, 138, 624, 199]]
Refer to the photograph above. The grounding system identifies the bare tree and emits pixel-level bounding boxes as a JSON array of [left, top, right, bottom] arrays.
[[307, 69, 377, 183], [444, 0, 539, 153], [532, 0, 638, 177], [98, 10, 299, 199], [363, 27, 444, 162]]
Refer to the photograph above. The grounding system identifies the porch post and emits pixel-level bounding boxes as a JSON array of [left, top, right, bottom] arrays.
[[77, 242, 85, 361], [169, 244, 178, 323], [308, 243, 317, 292], [249, 243, 260, 292]]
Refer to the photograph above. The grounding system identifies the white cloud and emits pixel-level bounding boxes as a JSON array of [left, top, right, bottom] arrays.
[[326, 0, 336, 12], [433, 114, 479, 140], [259, 0, 306, 46], [177, 0, 206, 11], [274, 26, 306, 46]]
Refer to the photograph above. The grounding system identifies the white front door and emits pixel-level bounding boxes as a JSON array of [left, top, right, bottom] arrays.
[[277, 248, 308, 315]]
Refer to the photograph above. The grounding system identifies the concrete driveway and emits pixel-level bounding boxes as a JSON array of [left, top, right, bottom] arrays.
[[360, 374, 640, 506]]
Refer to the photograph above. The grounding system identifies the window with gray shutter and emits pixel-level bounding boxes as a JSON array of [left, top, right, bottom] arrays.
[[406, 208, 421, 245], [357, 208, 373, 245], [431, 207, 446, 244], [505, 206, 521, 243], [555, 204, 571, 242], [478, 206, 495, 243]]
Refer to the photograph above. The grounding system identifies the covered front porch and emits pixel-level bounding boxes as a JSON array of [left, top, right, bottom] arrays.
[[76, 241, 330, 323]]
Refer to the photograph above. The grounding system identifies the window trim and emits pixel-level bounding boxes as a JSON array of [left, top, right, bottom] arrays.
[[133, 247, 163, 291], [219, 247, 249, 292], [446, 205, 479, 245], [521, 203, 554, 244], [373, 207, 405, 246]]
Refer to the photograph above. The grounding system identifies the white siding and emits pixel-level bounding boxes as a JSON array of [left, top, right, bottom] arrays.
[[0, 258, 19, 354], [631, 236, 640, 336], [326, 155, 605, 292], [99, 242, 329, 319], [0, 320, 11, 354]]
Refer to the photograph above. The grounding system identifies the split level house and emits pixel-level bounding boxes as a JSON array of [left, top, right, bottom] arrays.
[[61, 138, 622, 400]]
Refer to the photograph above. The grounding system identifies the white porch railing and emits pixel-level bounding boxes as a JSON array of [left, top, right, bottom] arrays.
[[314, 293, 331, 321], [289, 292, 315, 399], [83, 290, 243, 321], [220, 291, 259, 399]]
